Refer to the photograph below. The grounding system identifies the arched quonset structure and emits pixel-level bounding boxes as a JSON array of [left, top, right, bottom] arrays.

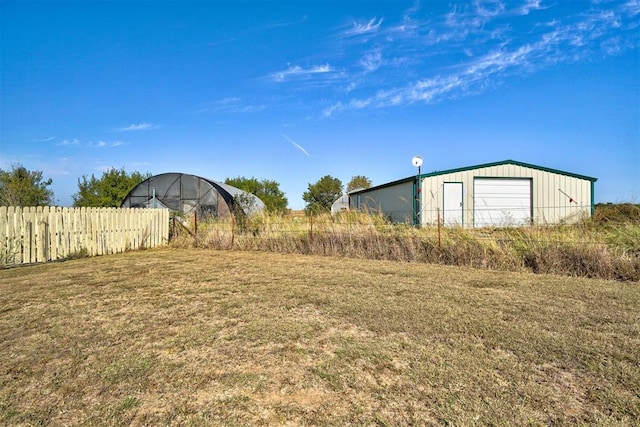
[[330, 194, 350, 214], [121, 173, 265, 217]]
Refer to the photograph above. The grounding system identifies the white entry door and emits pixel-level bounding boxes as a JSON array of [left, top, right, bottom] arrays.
[[443, 182, 463, 226]]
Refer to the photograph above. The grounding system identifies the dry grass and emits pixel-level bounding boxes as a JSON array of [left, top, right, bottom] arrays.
[[174, 211, 640, 281], [1, 248, 639, 426]]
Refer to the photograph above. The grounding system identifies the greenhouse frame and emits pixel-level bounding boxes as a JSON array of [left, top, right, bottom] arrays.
[[121, 173, 265, 218]]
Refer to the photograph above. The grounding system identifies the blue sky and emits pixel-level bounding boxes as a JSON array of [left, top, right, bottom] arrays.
[[1, 0, 638, 209]]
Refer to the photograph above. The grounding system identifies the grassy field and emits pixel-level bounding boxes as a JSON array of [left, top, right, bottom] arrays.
[[1, 248, 639, 426], [177, 208, 640, 281]]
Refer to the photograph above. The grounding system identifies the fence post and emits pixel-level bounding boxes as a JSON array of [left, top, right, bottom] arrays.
[[47, 207, 56, 261], [309, 212, 314, 244], [37, 206, 47, 262], [27, 207, 36, 263], [194, 211, 198, 238], [10, 207, 22, 264], [437, 207, 441, 248], [0, 206, 7, 263], [231, 214, 235, 248]]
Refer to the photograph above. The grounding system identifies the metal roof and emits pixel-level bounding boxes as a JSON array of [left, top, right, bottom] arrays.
[[349, 159, 598, 195]]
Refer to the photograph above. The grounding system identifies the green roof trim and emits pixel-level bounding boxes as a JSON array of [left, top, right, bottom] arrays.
[[349, 159, 597, 195], [348, 175, 415, 194], [421, 159, 598, 182]]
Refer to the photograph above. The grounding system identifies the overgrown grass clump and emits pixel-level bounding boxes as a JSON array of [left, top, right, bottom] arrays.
[[171, 205, 640, 282]]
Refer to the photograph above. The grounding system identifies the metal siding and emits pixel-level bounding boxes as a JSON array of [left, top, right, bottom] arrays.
[[413, 162, 595, 227], [421, 176, 438, 225], [536, 170, 549, 223], [358, 180, 414, 223], [531, 167, 591, 225]]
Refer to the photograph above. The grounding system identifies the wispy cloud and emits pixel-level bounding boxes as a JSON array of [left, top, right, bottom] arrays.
[[255, 15, 308, 32], [621, 0, 640, 16], [360, 49, 383, 72], [473, 1, 507, 21], [34, 136, 55, 143], [282, 134, 310, 157], [270, 64, 335, 82], [118, 123, 159, 131], [194, 97, 265, 114], [517, 0, 545, 16], [321, 0, 639, 116], [91, 140, 125, 148], [56, 138, 125, 148], [205, 16, 307, 47], [58, 138, 80, 146], [346, 17, 384, 36]]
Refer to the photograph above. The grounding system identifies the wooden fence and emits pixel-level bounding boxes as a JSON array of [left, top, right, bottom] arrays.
[[0, 206, 170, 266]]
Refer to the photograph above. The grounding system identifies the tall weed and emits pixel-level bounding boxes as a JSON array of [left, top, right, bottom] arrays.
[[171, 210, 639, 281]]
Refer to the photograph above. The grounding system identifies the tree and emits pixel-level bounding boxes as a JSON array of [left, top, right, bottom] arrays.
[[0, 163, 54, 206], [73, 168, 150, 207], [302, 175, 343, 214], [347, 175, 372, 192], [224, 176, 288, 213]]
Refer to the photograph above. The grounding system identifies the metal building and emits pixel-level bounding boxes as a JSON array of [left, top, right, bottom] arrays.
[[349, 160, 597, 227], [121, 173, 265, 218]]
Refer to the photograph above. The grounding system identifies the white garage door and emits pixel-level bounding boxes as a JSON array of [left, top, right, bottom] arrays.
[[474, 178, 531, 227]]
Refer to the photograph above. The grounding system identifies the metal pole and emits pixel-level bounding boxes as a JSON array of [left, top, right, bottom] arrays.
[[411, 155, 423, 227], [416, 165, 421, 227], [437, 207, 441, 248]]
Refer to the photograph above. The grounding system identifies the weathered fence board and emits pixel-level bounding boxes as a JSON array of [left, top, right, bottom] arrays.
[[0, 207, 170, 266]]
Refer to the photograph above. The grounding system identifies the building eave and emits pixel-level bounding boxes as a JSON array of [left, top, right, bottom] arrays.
[[350, 159, 598, 197]]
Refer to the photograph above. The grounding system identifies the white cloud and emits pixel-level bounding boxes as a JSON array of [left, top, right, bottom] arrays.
[[216, 96, 242, 105], [621, 0, 640, 16], [56, 138, 127, 148], [281, 134, 310, 156], [517, 0, 545, 16], [321, 0, 639, 117], [34, 136, 55, 143], [91, 140, 125, 148], [466, 45, 534, 76], [474, 1, 507, 20], [262, 0, 638, 119], [118, 123, 158, 131], [312, 64, 332, 73], [322, 102, 344, 118], [58, 138, 80, 146], [197, 97, 266, 114], [346, 17, 384, 36], [360, 50, 383, 72], [271, 64, 334, 82]]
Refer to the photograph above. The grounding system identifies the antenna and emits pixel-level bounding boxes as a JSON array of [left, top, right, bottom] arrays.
[[411, 155, 423, 167]]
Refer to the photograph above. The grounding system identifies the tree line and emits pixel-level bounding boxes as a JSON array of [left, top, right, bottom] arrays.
[[0, 163, 371, 214]]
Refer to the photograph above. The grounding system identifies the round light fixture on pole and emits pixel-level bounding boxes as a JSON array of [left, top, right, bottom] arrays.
[[411, 155, 423, 168]]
